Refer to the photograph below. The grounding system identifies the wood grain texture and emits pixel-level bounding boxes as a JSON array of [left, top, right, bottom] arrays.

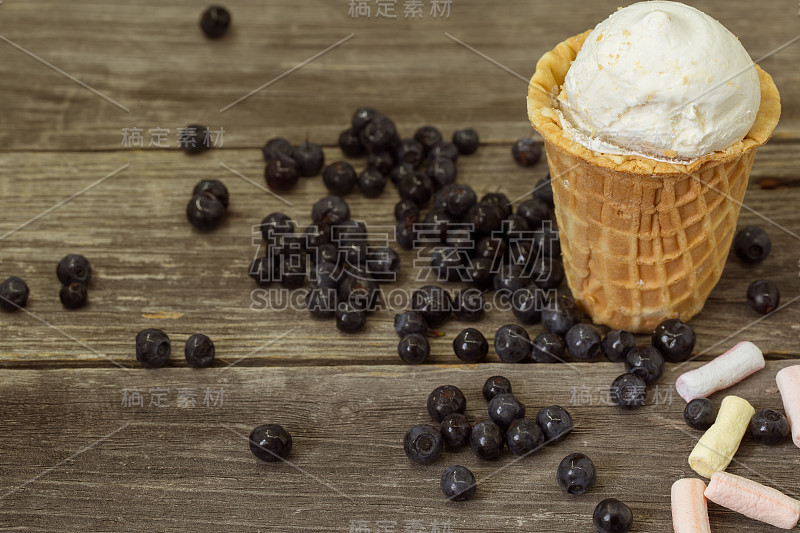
[[0, 362, 797, 532], [0, 0, 798, 151]]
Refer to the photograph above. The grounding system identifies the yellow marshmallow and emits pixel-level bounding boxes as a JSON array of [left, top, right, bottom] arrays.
[[689, 396, 754, 478]]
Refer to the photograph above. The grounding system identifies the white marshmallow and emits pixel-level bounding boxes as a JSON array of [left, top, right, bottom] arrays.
[[675, 341, 765, 402]]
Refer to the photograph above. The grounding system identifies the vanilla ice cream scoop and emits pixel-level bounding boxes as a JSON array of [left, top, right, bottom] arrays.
[[558, 1, 761, 161]]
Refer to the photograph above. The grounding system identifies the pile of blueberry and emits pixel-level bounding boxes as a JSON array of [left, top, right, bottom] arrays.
[[0, 254, 94, 312], [684, 398, 792, 445], [135, 328, 216, 368], [733, 226, 780, 314]]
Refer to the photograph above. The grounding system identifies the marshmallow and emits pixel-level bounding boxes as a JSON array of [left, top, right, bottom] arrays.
[[776, 365, 800, 448], [675, 342, 765, 402], [688, 395, 754, 478], [671, 478, 711, 533], [705, 471, 800, 530]]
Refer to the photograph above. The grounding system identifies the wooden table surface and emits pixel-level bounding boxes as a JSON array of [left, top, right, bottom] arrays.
[[1, 1, 799, 531]]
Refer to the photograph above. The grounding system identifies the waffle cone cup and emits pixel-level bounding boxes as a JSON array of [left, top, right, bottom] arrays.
[[528, 30, 781, 333]]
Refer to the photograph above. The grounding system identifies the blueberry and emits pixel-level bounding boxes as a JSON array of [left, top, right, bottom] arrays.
[[652, 318, 696, 362], [440, 465, 476, 501], [394, 311, 428, 338], [323, 161, 357, 195], [502, 214, 531, 237], [505, 418, 544, 457], [59, 282, 88, 309], [512, 138, 542, 167], [338, 127, 365, 157], [398, 172, 434, 205], [393, 138, 425, 167], [565, 323, 603, 361], [517, 198, 550, 229], [494, 325, 531, 363], [305, 288, 337, 319], [395, 222, 417, 250], [398, 333, 430, 365], [476, 235, 507, 261], [249, 424, 292, 462], [429, 247, 462, 282], [135, 328, 171, 368], [366, 151, 395, 176], [557, 453, 596, 495], [445, 184, 477, 218], [390, 163, 416, 185], [335, 303, 366, 333], [311, 196, 350, 226], [733, 226, 771, 263], [339, 275, 380, 312], [404, 424, 443, 464], [428, 385, 467, 422], [530, 332, 566, 363], [57, 254, 92, 285], [414, 126, 443, 154], [180, 124, 211, 154], [601, 330, 636, 363], [512, 285, 545, 325], [249, 256, 273, 286], [395, 199, 420, 223], [466, 202, 504, 236], [440, 413, 472, 450], [542, 295, 580, 337], [684, 398, 717, 430], [293, 142, 325, 177], [360, 116, 397, 152], [262, 137, 293, 161], [193, 179, 229, 208], [364, 247, 400, 279], [351, 106, 381, 133], [747, 279, 780, 314], [610, 373, 647, 409], [452, 128, 479, 155], [488, 393, 525, 429], [303, 224, 331, 251], [187, 193, 226, 230], [470, 420, 504, 460], [534, 174, 554, 207], [427, 157, 458, 189], [493, 264, 527, 296], [314, 243, 340, 265], [429, 141, 459, 162], [185, 333, 215, 368], [264, 155, 299, 191], [750, 408, 790, 445], [277, 256, 306, 290], [536, 405, 574, 442], [453, 328, 488, 363], [624, 345, 664, 384], [453, 289, 485, 322], [593, 499, 633, 533], [482, 376, 512, 401], [357, 167, 387, 198], [530, 256, 565, 290], [480, 192, 512, 219], [412, 285, 452, 325], [465, 257, 494, 290], [200, 5, 231, 38]]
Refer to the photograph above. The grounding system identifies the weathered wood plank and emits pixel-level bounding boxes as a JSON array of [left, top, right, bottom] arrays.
[[0, 0, 798, 151], [1, 145, 799, 366], [0, 362, 797, 532]]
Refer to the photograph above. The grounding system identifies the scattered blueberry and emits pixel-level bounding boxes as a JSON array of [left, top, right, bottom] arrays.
[[517, 198, 550, 228], [684, 398, 717, 431], [193, 179, 229, 208], [452, 128, 479, 155], [530, 256, 565, 290], [440, 465, 476, 501], [135, 328, 171, 368], [652, 318, 696, 363], [404, 424, 443, 464], [335, 303, 367, 333], [481, 192, 512, 219], [624, 345, 665, 384], [398, 333, 430, 365], [306, 288, 337, 319], [509, 286, 543, 325], [530, 332, 566, 363], [470, 420, 504, 460], [427, 157, 458, 189], [390, 163, 416, 185], [536, 405, 574, 442], [360, 115, 397, 152], [262, 137, 293, 161], [185, 333, 215, 368], [453, 328, 488, 363], [512, 138, 542, 167], [249, 256, 273, 286], [395, 199, 420, 224], [431, 247, 465, 282], [593, 499, 633, 533], [264, 155, 299, 191], [338, 127, 365, 157], [750, 408, 790, 445], [429, 141, 459, 162], [493, 264, 526, 296], [414, 126, 443, 154], [357, 167, 387, 198], [323, 161, 357, 195], [412, 285, 452, 325], [394, 311, 428, 338], [440, 413, 472, 450], [367, 151, 395, 176], [453, 289, 485, 322], [733, 226, 771, 263], [394, 138, 425, 167], [506, 418, 544, 456], [494, 325, 531, 363], [187, 193, 226, 230], [610, 373, 647, 409], [482, 376, 512, 401], [180, 124, 211, 154], [601, 330, 636, 363], [445, 184, 477, 218], [466, 201, 504, 236], [395, 222, 417, 250], [200, 5, 231, 38], [351, 107, 380, 133], [556, 452, 596, 495], [293, 141, 325, 177], [399, 172, 434, 205], [534, 224, 561, 256], [428, 385, 467, 423], [249, 424, 292, 462], [312, 196, 350, 226], [465, 256, 494, 290], [59, 282, 88, 309], [747, 279, 780, 314], [488, 393, 525, 429], [365, 247, 400, 279], [542, 295, 579, 337], [57, 254, 92, 285]]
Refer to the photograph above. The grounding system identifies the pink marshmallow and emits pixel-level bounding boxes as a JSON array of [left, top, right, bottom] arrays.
[[671, 478, 711, 533], [776, 365, 800, 448], [705, 471, 800, 530], [675, 341, 765, 402]]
